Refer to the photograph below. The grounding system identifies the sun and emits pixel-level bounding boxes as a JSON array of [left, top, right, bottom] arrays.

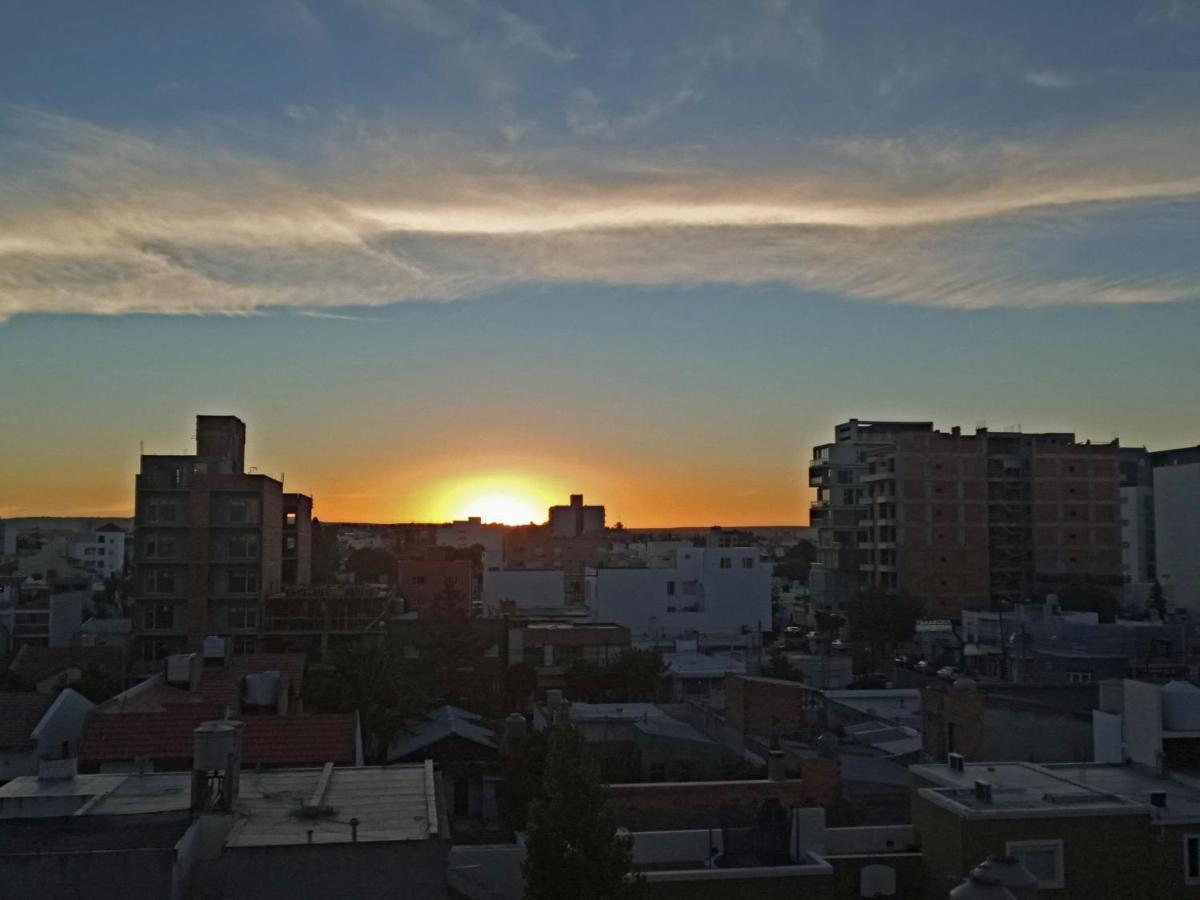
[[423, 471, 558, 525], [462, 492, 542, 526]]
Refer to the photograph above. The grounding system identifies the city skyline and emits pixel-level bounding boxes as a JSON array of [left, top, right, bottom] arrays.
[[2, 1, 1199, 523]]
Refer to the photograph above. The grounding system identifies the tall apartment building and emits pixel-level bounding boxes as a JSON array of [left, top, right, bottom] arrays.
[[808, 419, 934, 611], [859, 426, 1122, 615], [133, 415, 312, 663], [1152, 445, 1200, 612]]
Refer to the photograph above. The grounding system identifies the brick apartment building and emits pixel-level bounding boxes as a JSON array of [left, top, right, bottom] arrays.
[[133, 416, 312, 663], [398, 547, 478, 618], [859, 426, 1122, 615]]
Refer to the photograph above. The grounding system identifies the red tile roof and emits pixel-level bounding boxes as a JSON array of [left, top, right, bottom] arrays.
[[0, 693, 54, 750], [193, 653, 307, 708], [78, 708, 357, 767]]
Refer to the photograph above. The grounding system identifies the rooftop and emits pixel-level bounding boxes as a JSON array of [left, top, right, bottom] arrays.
[[0, 763, 443, 845], [388, 705, 497, 761], [9, 645, 125, 686], [79, 709, 359, 767], [662, 650, 747, 678]]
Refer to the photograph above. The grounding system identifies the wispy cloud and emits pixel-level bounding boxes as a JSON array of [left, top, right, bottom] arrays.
[[1, 105, 1199, 321], [1024, 69, 1075, 89]]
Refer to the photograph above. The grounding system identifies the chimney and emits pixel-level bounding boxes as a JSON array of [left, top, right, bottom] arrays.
[[767, 749, 787, 782], [570, 494, 583, 507], [974, 780, 993, 804], [948, 752, 965, 772]]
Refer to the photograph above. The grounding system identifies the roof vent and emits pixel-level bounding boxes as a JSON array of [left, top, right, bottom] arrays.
[[974, 780, 993, 803], [948, 752, 965, 772], [1150, 790, 1168, 809]]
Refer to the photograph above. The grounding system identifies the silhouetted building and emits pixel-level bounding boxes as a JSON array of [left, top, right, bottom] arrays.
[[1151, 445, 1200, 613], [132, 415, 312, 665]]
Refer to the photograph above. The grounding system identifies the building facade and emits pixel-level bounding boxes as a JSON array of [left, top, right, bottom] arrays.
[[1152, 446, 1200, 613], [132, 415, 312, 664], [859, 426, 1122, 616], [808, 420, 934, 612]]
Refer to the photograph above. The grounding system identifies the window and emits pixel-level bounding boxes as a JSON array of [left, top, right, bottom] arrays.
[[413, 575, 426, 586], [146, 500, 176, 523], [742, 558, 754, 569], [229, 500, 249, 524], [286, 512, 297, 526], [228, 570, 259, 594], [142, 603, 174, 630], [1005, 840, 1064, 889], [666, 581, 675, 595], [145, 569, 176, 594], [285, 535, 296, 551], [720, 557, 732, 569], [228, 533, 259, 559], [232, 637, 257, 656], [1185, 834, 1200, 885], [1068, 670, 1092, 684], [227, 605, 259, 629]]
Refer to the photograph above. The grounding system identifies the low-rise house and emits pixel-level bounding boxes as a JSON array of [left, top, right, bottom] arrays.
[[0, 724, 447, 899], [912, 757, 1200, 898], [0, 690, 94, 782], [724, 674, 823, 740], [388, 705, 499, 821], [661, 648, 746, 703]]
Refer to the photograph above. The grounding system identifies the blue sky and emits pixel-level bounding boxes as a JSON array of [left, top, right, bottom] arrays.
[[1, 0, 1198, 522]]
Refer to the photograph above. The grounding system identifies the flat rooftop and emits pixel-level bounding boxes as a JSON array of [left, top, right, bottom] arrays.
[[912, 760, 1179, 819], [0, 763, 443, 845]]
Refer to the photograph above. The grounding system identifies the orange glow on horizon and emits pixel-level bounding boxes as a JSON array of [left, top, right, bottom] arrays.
[[416, 471, 565, 525]]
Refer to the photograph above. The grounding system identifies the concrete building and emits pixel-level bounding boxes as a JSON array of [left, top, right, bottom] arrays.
[[70, 522, 128, 580], [859, 425, 1123, 616], [808, 419, 935, 612], [548, 493, 605, 538], [960, 602, 1189, 684], [482, 568, 568, 615], [261, 583, 393, 660], [724, 674, 823, 739], [913, 756, 1200, 898], [1152, 445, 1200, 612], [0, 726, 449, 900], [132, 415, 312, 665], [507, 620, 630, 694], [1092, 678, 1200, 770], [585, 545, 771, 643], [1119, 447, 1158, 605], [398, 550, 476, 619], [436, 516, 505, 567]]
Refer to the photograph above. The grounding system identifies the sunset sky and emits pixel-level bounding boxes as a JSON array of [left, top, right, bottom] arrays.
[[2, 1, 1199, 524]]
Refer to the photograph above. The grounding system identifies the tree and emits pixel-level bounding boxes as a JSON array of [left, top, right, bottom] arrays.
[[609, 648, 663, 702], [848, 586, 923, 668], [75, 664, 120, 703], [419, 580, 493, 707], [311, 518, 342, 584], [764, 647, 800, 681], [773, 540, 816, 584], [306, 639, 425, 763], [1054, 582, 1119, 624], [523, 725, 638, 900], [345, 546, 397, 585], [503, 662, 538, 712]]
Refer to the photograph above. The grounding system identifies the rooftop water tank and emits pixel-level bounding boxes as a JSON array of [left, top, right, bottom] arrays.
[[1162, 681, 1200, 732], [949, 873, 1018, 900], [971, 856, 1039, 900]]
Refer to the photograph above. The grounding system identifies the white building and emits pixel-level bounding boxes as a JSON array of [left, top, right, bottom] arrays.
[[436, 516, 505, 568], [71, 522, 127, 580], [1152, 446, 1200, 611], [585, 545, 771, 642], [482, 569, 567, 614]]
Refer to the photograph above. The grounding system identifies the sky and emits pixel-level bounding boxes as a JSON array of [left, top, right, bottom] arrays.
[[1, 0, 1199, 524]]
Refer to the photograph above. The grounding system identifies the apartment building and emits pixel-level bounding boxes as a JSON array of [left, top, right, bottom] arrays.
[[859, 426, 1122, 616], [548, 493, 605, 538], [1152, 445, 1200, 613], [808, 419, 934, 612], [1120, 448, 1158, 603], [133, 415, 312, 663], [69, 522, 127, 580]]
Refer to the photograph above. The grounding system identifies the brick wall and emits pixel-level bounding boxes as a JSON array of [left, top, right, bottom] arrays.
[[725, 674, 821, 736]]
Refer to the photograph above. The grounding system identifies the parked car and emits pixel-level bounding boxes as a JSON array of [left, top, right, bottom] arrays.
[[937, 666, 961, 681], [784, 625, 803, 635], [914, 660, 932, 673], [830, 638, 846, 651]]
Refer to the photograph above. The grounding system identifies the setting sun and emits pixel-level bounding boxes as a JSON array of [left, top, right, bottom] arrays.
[[420, 471, 563, 525]]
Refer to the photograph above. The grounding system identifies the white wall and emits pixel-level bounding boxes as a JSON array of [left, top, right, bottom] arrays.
[[482, 569, 566, 612], [587, 547, 771, 640], [1123, 678, 1164, 767], [1154, 462, 1200, 610]]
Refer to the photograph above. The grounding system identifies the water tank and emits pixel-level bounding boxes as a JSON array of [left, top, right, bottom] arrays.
[[971, 856, 1038, 900], [243, 671, 281, 708], [193, 720, 243, 771], [166, 653, 197, 686], [949, 873, 1018, 900], [1162, 681, 1200, 731]]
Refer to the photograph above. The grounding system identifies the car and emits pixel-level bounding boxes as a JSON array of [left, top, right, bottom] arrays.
[[830, 638, 846, 650], [914, 660, 931, 673], [806, 631, 819, 640], [784, 625, 803, 635], [937, 666, 961, 681]]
